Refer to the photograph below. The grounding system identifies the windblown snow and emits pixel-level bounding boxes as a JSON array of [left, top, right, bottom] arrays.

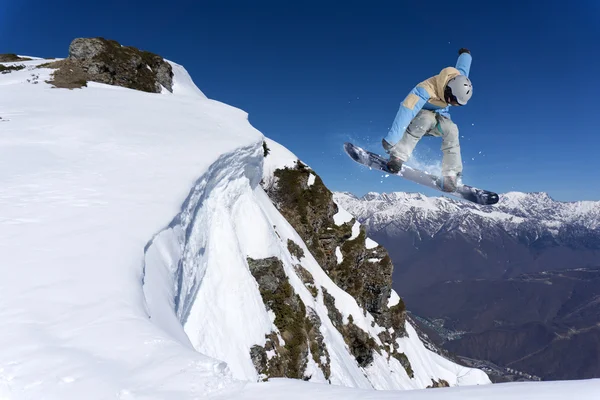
[[1, 56, 599, 399]]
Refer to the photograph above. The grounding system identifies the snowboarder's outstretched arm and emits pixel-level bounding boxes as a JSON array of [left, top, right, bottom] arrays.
[[455, 48, 472, 77], [383, 86, 430, 146]]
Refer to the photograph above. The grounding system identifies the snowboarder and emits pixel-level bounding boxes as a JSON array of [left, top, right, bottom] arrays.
[[382, 48, 473, 192]]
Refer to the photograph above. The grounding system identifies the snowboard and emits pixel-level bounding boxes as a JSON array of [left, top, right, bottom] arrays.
[[344, 142, 499, 205]]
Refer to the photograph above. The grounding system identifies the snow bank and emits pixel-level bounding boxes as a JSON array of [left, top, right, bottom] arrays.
[[365, 237, 379, 249], [333, 207, 354, 225]]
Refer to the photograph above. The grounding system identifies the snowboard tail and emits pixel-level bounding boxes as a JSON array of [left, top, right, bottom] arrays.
[[343, 142, 499, 205]]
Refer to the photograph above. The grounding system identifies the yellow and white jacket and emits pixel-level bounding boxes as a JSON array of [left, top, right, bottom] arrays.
[[384, 53, 472, 146]]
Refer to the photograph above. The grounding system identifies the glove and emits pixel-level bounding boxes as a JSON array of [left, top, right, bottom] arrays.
[[459, 48, 470, 55]]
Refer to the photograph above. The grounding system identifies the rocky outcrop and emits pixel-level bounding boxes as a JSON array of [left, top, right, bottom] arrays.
[[0, 64, 25, 74], [0, 54, 29, 75], [247, 257, 330, 380], [294, 264, 318, 298], [287, 239, 305, 260], [392, 351, 414, 378], [264, 163, 398, 324], [427, 379, 450, 388], [44, 38, 173, 93], [321, 287, 378, 368], [0, 54, 32, 62], [262, 161, 408, 372], [331, 228, 394, 320], [305, 307, 331, 380]]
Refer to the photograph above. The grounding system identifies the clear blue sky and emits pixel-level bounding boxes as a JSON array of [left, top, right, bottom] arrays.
[[2, 0, 599, 201]]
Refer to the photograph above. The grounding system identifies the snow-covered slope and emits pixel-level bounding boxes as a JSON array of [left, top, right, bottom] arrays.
[[213, 378, 600, 400], [1, 52, 597, 399], [0, 56, 255, 398]]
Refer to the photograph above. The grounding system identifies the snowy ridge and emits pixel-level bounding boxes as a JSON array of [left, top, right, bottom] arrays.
[[333, 191, 600, 242]]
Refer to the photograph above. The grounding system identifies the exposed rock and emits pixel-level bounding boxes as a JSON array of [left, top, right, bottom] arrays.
[[264, 162, 342, 268], [345, 316, 377, 367], [265, 161, 401, 328], [306, 307, 331, 380], [154, 61, 174, 93], [248, 257, 311, 380], [389, 299, 407, 334], [262, 141, 271, 157], [69, 38, 106, 61], [248, 257, 287, 294], [44, 38, 173, 93], [392, 351, 414, 378], [322, 287, 378, 368], [294, 264, 314, 285], [263, 163, 406, 337], [250, 344, 268, 379], [427, 378, 450, 388], [0, 64, 25, 74], [287, 239, 305, 260], [294, 265, 318, 298], [330, 229, 393, 320], [0, 54, 32, 62], [378, 330, 393, 352], [322, 287, 344, 329]]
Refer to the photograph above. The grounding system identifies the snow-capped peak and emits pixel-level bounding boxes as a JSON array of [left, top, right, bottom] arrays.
[[334, 189, 600, 243]]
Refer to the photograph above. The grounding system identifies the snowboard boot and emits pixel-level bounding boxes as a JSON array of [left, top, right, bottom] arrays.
[[382, 139, 404, 174], [440, 173, 461, 193], [386, 155, 404, 174]]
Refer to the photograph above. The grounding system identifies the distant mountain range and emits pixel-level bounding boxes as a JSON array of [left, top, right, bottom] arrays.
[[334, 191, 600, 380], [333, 191, 600, 294]]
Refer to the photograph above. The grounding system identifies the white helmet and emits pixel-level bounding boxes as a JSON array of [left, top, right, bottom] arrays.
[[445, 75, 473, 105]]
